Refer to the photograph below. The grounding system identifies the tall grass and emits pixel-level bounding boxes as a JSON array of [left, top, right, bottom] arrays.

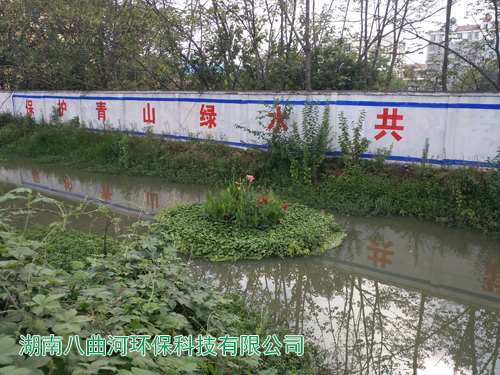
[[0, 113, 266, 186]]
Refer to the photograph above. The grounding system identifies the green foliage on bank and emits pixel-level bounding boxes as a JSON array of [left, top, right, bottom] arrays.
[[153, 202, 345, 261], [282, 164, 500, 234], [0, 189, 333, 375], [23, 225, 121, 271], [0, 112, 263, 186]]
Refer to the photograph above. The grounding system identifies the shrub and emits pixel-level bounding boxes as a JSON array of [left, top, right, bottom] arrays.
[[204, 175, 286, 229], [373, 145, 393, 170], [338, 110, 371, 167], [487, 146, 500, 210], [236, 97, 334, 184], [287, 97, 333, 183]]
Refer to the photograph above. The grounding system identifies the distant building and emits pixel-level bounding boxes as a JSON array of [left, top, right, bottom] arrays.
[[425, 16, 496, 82]]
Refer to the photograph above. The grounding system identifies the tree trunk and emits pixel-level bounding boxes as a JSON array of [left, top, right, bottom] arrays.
[[305, 0, 311, 91], [412, 294, 426, 375], [442, 0, 453, 91]]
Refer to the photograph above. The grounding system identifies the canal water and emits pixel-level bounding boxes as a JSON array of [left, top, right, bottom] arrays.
[[1, 157, 499, 375]]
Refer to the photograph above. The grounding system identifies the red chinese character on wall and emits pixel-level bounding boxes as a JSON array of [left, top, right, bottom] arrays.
[[367, 237, 394, 269], [200, 104, 217, 129], [143, 103, 155, 124], [64, 176, 73, 192], [268, 106, 288, 133], [57, 100, 67, 117], [96, 101, 107, 121], [26, 100, 34, 115], [101, 184, 112, 201], [33, 170, 40, 184], [146, 192, 159, 212], [483, 263, 500, 294], [374, 108, 404, 141]]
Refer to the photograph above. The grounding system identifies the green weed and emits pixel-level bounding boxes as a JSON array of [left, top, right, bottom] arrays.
[[338, 110, 371, 167]]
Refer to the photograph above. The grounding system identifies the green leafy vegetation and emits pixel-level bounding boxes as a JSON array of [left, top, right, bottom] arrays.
[[288, 98, 333, 184], [153, 202, 345, 261], [23, 225, 121, 272], [237, 98, 334, 184], [0, 112, 263, 186], [486, 146, 500, 211], [0, 0, 415, 92], [338, 110, 371, 168], [0, 188, 333, 375]]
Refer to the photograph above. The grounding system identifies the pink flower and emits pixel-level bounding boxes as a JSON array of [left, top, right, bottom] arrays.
[[246, 175, 255, 182]]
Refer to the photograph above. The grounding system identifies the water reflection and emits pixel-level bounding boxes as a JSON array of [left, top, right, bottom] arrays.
[[0, 157, 210, 232], [187, 216, 500, 375]]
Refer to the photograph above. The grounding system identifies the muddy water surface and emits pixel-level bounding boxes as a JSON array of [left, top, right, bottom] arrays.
[[1, 157, 499, 375]]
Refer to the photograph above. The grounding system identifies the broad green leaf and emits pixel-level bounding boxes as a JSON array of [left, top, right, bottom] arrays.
[[0, 313, 21, 336], [258, 369, 279, 375], [7, 188, 32, 195], [54, 309, 90, 334], [0, 195, 26, 204], [31, 294, 64, 315], [0, 366, 33, 375], [0, 260, 20, 268], [32, 197, 57, 205], [0, 337, 21, 365], [12, 355, 51, 370]]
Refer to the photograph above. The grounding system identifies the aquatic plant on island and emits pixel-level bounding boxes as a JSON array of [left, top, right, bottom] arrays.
[[153, 176, 345, 261], [204, 175, 286, 229]]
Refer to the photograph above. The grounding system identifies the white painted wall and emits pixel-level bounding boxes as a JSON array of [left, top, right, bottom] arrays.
[[3, 91, 500, 166]]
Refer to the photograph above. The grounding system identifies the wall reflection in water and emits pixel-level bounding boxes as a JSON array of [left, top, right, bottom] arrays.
[[0, 157, 210, 232], [188, 216, 500, 375]]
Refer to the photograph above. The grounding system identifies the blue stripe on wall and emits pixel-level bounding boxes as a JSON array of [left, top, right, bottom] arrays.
[[11, 94, 500, 110]]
